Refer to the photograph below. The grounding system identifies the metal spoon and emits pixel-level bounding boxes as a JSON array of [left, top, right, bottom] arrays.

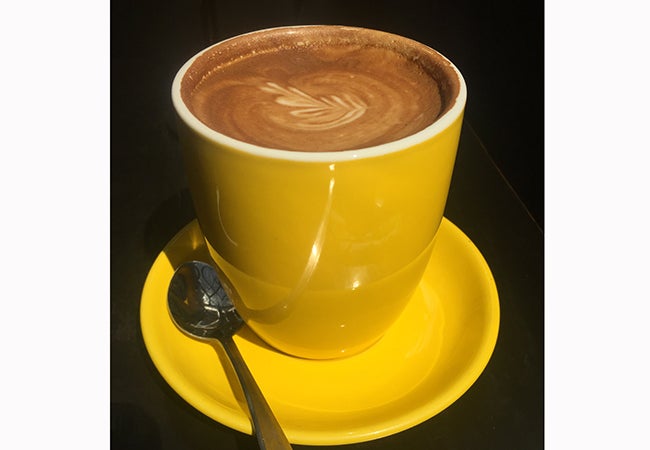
[[167, 260, 292, 450]]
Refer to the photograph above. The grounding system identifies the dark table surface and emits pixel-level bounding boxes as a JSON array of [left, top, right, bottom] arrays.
[[111, 2, 544, 448]]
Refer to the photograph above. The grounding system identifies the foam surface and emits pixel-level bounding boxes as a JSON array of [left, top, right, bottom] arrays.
[[182, 27, 457, 152]]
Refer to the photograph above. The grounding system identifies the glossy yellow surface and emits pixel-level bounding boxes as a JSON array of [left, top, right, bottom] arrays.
[[140, 218, 499, 445], [178, 113, 464, 359]]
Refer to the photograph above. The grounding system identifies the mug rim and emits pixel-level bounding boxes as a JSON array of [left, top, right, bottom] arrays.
[[171, 25, 467, 162]]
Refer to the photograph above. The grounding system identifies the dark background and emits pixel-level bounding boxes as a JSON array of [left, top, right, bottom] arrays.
[[112, 0, 544, 226]]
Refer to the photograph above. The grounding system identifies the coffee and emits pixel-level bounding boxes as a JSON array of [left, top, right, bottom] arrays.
[[172, 25, 467, 358], [181, 26, 460, 152]]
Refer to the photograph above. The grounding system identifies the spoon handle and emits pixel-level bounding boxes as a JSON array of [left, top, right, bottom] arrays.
[[220, 335, 293, 450]]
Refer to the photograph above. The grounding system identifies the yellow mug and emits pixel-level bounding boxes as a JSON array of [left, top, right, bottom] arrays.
[[171, 25, 466, 359]]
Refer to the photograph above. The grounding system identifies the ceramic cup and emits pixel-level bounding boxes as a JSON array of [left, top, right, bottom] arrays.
[[171, 25, 466, 359]]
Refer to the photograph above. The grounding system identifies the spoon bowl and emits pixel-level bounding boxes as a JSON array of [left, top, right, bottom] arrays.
[[168, 260, 292, 450]]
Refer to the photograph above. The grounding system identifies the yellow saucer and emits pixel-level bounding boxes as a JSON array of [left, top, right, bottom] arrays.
[[140, 218, 499, 446]]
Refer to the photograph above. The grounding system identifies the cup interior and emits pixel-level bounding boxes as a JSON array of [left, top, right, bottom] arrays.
[[171, 25, 466, 162]]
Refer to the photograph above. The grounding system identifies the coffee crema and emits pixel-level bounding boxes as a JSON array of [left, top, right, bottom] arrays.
[[181, 26, 459, 152]]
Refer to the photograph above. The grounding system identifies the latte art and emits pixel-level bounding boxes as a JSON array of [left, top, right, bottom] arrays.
[[259, 82, 368, 131], [181, 26, 458, 152]]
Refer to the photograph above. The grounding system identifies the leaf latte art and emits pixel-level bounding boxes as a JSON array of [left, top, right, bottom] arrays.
[[259, 82, 368, 131]]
